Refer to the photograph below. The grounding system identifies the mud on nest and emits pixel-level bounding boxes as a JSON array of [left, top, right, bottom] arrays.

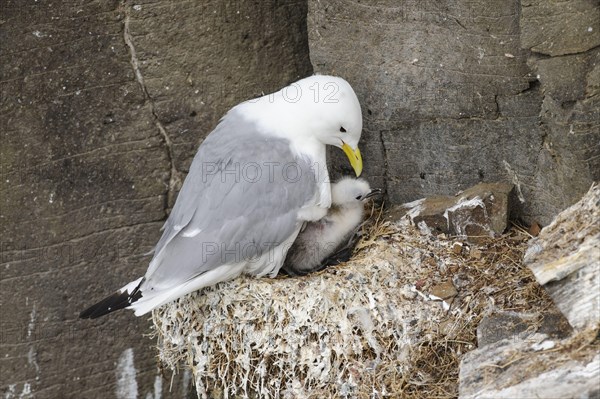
[[151, 207, 569, 399]]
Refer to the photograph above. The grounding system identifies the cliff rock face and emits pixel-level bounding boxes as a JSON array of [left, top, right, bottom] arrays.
[[1, 1, 311, 398], [525, 184, 600, 332], [459, 184, 599, 399], [308, 0, 599, 226]]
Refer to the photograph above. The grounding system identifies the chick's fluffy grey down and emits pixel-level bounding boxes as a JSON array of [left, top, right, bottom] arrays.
[[282, 178, 375, 276]]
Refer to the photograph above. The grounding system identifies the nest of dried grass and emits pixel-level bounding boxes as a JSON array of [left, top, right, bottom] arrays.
[[151, 205, 557, 399]]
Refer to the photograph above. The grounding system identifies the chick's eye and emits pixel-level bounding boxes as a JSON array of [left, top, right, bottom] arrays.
[[340, 126, 347, 133]]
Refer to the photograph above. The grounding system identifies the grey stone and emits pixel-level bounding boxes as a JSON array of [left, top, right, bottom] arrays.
[[388, 182, 515, 241], [525, 48, 600, 222], [460, 335, 600, 399], [520, 0, 600, 56], [309, 0, 600, 226], [459, 185, 599, 399], [525, 184, 600, 331], [477, 310, 572, 347]]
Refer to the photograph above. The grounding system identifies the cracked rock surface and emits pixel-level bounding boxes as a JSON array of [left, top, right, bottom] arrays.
[[459, 184, 599, 399], [309, 0, 600, 226]]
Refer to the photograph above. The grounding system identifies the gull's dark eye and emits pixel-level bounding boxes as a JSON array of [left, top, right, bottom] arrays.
[[355, 195, 362, 200], [340, 126, 347, 133]]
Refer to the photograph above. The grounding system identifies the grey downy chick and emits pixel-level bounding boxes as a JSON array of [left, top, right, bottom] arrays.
[[282, 177, 381, 276]]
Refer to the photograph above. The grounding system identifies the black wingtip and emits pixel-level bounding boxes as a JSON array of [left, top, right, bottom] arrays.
[[80, 282, 143, 319]]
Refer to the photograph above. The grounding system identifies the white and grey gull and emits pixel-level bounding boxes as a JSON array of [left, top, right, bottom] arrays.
[[80, 75, 364, 318]]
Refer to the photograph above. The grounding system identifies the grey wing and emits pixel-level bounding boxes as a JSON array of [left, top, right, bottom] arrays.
[[142, 112, 317, 292]]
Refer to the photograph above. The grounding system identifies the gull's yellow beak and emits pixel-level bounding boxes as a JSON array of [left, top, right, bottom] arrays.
[[341, 142, 363, 177]]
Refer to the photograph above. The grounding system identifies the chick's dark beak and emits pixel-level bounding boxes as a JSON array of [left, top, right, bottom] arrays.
[[363, 188, 383, 200]]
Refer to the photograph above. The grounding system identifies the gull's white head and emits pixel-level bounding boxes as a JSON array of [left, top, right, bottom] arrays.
[[238, 75, 364, 176], [331, 177, 381, 207]]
